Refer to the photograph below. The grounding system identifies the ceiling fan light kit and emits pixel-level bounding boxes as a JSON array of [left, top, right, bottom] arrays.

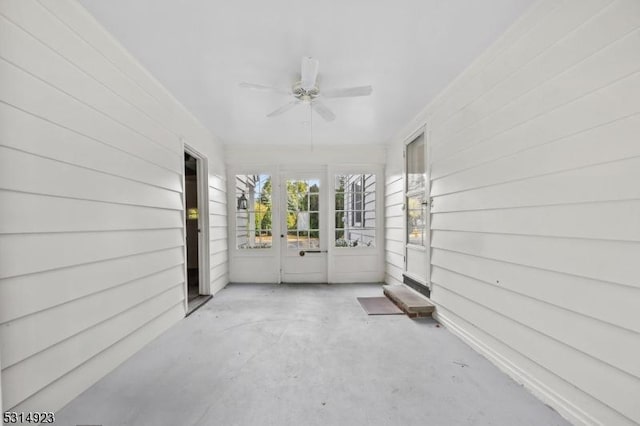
[[239, 56, 373, 122]]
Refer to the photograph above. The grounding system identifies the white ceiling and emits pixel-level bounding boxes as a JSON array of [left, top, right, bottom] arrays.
[[79, 0, 535, 146]]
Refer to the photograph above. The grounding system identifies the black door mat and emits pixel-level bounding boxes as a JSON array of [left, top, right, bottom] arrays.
[[357, 297, 404, 315]]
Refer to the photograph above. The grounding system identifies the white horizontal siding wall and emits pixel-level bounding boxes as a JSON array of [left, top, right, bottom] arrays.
[[209, 174, 229, 293], [388, 0, 640, 425], [384, 145, 404, 286], [0, 0, 226, 413]]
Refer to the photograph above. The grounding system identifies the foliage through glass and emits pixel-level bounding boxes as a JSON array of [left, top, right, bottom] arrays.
[[235, 174, 272, 249], [286, 179, 320, 249]]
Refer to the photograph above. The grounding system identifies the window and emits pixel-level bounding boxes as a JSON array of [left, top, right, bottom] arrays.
[[285, 179, 320, 249], [235, 174, 272, 249], [406, 134, 426, 246], [335, 173, 376, 247]]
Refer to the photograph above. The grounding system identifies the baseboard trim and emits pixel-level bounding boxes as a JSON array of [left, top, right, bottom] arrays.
[[433, 310, 598, 426]]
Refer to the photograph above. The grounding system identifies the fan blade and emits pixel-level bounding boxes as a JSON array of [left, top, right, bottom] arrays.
[[322, 85, 373, 98], [312, 100, 336, 122], [266, 100, 300, 118], [239, 82, 290, 95], [300, 57, 319, 90]]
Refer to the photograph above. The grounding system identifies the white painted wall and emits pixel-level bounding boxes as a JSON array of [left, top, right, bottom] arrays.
[[384, 144, 405, 286], [209, 173, 229, 293], [226, 145, 386, 283], [386, 0, 640, 424], [0, 0, 226, 412]]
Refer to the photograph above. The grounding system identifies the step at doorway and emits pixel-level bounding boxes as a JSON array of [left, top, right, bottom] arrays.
[[382, 284, 435, 318]]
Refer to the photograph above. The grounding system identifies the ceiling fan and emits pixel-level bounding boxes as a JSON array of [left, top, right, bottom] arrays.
[[239, 57, 373, 122]]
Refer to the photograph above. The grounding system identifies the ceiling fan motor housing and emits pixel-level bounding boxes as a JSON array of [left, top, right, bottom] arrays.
[[292, 81, 320, 100]]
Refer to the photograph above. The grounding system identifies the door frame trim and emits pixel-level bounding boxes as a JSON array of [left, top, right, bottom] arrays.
[[279, 167, 328, 283], [402, 123, 432, 289], [182, 142, 211, 314]]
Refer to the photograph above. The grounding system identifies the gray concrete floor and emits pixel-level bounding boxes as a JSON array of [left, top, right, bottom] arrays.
[[57, 283, 569, 426]]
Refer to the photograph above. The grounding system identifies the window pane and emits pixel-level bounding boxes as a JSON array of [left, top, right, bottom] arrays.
[[287, 211, 297, 230], [235, 174, 272, 249], [334, 173, 376, 248], [259, 231, 272, 248], [287, 231, 300, 248], [407, 194, 426, 246], [406, 134, 425, 193], [310, 213, 319, 230], [309, 194, 319, 211], [299, 234, 310, 249], [309, 234, 319, 248], [235, 232, 271, 249], [297, 212, 310, 230], [347, 229, 376, 247]]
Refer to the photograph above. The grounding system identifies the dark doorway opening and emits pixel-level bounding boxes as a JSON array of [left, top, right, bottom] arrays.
[[184, 151, 210, 313]]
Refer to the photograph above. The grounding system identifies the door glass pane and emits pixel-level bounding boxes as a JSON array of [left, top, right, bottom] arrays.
[[235, 174, 272, 249], [286, 179, 320, 249], [287, 230, 300, 248], [309, 194, 319, 211], [406, 133, 427, 247], [406, 134, 425, 193], [334, 173, 376, 248], [309, 213, 319, 230], [407, 193, 426, 246]]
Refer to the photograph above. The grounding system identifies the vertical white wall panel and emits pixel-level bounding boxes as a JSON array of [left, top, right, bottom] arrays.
[[387, 0, 640, 424], [0, 0, 227, 412]]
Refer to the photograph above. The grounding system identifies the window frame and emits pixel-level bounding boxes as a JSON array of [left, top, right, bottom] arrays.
[[332, 170, 378, 250], [232, 171, 276, 252]]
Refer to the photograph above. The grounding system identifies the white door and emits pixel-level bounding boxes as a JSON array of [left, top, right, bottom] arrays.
[[280, 171, 327, 283], [404, 131, 430, 287]]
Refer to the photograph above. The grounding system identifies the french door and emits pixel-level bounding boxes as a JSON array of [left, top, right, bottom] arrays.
[[230, 167, 383, 284], [279, 171, 328, 283]]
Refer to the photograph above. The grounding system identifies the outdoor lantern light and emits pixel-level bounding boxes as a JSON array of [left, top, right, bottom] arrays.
[[237, 191, 248, 210]]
